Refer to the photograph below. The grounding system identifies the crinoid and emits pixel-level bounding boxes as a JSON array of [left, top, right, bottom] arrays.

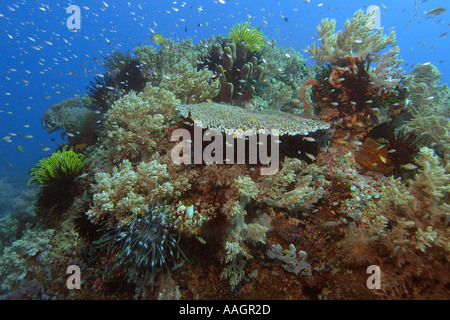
[[27, 145, 87, 228], [368, 122, 422, 173], [86, 73, 116, 112], [96, 202, 186, 289], [87, 51, 147, 111], [228, 21, 266, 53], [104, 50, 147, 93]]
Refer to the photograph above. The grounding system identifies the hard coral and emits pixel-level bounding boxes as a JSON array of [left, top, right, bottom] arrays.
[[176, 102, 330, 136]]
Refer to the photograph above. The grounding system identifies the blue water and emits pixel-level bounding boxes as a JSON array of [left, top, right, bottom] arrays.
[[0, 0, 449, 192]]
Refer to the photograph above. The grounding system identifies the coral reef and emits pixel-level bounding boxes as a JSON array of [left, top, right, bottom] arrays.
[[9, 13, 450, 300], [0, 225, 80, 297], [0, 228, 55, 293]]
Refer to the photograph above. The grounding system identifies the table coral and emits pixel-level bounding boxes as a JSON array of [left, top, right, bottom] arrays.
[[176, 102, 330, 136]]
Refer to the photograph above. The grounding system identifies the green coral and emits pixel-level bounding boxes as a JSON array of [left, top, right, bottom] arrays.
[[228, 21, 266, 53]]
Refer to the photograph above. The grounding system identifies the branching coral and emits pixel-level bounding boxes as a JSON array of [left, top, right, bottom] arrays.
[[307, 9, 396, 65]]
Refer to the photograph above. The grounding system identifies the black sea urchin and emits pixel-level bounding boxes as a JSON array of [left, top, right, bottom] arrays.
[[97, 202, 185, 288]]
